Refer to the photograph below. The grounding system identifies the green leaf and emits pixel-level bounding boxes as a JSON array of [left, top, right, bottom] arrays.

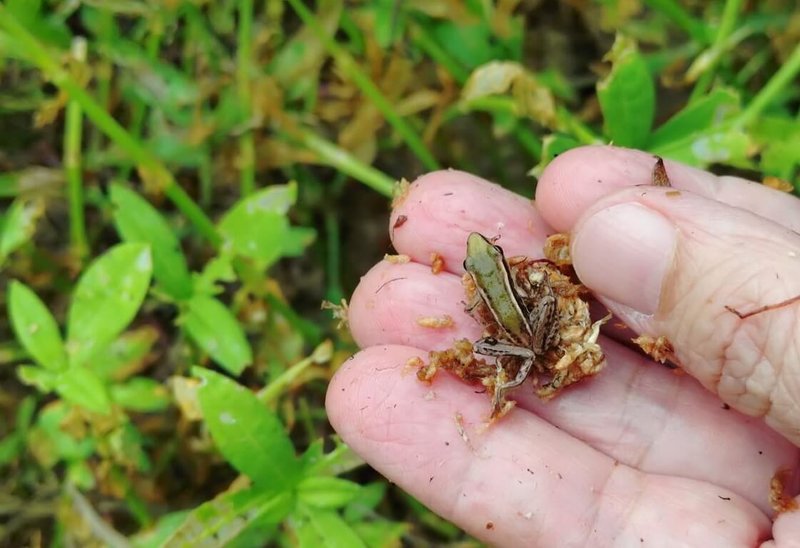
[[110, 183, 193, 301], [0, 197, 44, 261], [297, 477, 361, 509], [17, 364, 56, 392], [28, 403, 95, 466], [649, 88, 741, 149], [300, 508, 367, 548], [55, 367, 112, 415], [163, 488, 292, 548], [66, 243, 153, 367], [89, 325, 159, 381], [217, 183, 301, 268], [110, 377, 170, 412], [528, 134, 580, 179], [597, 35, 654, 148], [351, 520, 409, 548], [8, 281, 67, 371], [183, 296, 252, 375], [193, 368, 301, 491], [650, 128, 752, 167]]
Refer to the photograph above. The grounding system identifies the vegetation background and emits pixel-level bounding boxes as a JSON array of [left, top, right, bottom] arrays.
[[0, 0, 798, 545]]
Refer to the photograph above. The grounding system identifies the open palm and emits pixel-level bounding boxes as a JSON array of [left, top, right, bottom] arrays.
[[326, 146, 800, 546]]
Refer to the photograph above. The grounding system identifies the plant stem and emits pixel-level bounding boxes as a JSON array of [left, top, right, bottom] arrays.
[[735, 42, 800, 128], [292, 128, 395, 197], [286, 0, 439, 171], [257, 340, 332, 404], [64, 38, 89, 262], [0, 6, 222, 248], [237, 0, 256, 195], [689, 0, 743, 101]]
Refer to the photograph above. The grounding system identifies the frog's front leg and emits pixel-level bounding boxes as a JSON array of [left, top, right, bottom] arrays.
[[474, 337, 535, 359], [491, 356, 535, 412]]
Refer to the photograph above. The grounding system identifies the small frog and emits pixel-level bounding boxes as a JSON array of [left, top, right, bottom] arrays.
[[463, 232, 560, 409]]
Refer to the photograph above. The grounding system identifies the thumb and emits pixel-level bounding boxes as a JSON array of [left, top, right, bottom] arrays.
[[570, 186, 800, 445]]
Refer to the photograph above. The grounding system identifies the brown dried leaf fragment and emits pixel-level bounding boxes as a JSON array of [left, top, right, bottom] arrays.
[[769, 468, 799, 514], [417, 315, 455, 329], [763, 176, 794, 193], [391, 177, 411, 209], [430, 252, 445, 274], [632, 334, 674, 364], [393, 214, 408, 229], [652, 156, 672, 187], [543, 233, 572, 266], [321, 298, 350, 330], [384, 253, 411, 264]]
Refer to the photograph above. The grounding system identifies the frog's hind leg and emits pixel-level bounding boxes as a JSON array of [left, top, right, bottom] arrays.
[[492, 356, 534, 412]]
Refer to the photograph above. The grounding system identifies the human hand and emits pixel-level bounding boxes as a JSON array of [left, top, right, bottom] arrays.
[[326, 146, 800, 546]]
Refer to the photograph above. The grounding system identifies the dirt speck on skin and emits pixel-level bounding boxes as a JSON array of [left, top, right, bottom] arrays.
[[632, 334, 674, 364], [666, 190, 681, 197], [416, 315, 454, 328], [485, 522, 494, 530]]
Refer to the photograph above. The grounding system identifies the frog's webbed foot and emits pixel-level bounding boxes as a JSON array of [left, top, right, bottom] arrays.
[[492, 356, 534, 412]]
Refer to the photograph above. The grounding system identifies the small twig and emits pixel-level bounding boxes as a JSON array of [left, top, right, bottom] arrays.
[[724, 294, 800, 319]]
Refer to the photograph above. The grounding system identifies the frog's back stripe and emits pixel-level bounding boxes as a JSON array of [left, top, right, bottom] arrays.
[[464, 233, 532, 343]]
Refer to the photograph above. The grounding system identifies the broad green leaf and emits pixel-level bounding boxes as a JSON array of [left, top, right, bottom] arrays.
[[67, 243, 153, 367], [649, 88, 740, 149], [597, 35, 654, 148], [8, 281, 67, 371], [0, 197, 45, 261], [281, 227, 317, 257], [297, 477, 361, 509], [110, 183, 193, 301], [110, 377, 170, 412], [301, 508, 366, 548], [67, 460, 96, 489], [343, 482, 387, 521], [89, 325, 159, 381], [650, 128, 752, 167], [183, 296, 251, 375], [163, 488, 292, 548], [193, 368, 301, 490], [751, 117, 800, 180], [55, 367, 112, 415], [217, 183, 300, 268], [193, 254, 236, 296]]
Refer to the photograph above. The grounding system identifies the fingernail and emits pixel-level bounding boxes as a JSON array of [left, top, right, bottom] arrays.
[[572, 203, 677, 315]]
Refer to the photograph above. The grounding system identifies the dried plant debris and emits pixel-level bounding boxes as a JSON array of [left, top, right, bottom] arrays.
[[543, 233, 571, 266], [769, 468, 799, 514], [651, 156, 672, 187], [384, 253, 411, 264], [763, 176, 794, 193], [430, 251, 446, 274], [417, 315, 454, 329], [418, 232, 609, 417], [632, 334, 675, 364], [391, 177, 412, 209], [321, 299, 350, 330]]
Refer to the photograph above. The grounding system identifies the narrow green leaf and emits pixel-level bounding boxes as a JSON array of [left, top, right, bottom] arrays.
[[597, 35, 655, 148], [55, 367, 112, 415], [217, 183, 299, 267], [110, 377, 170, 412], [297, 477, 361, 509], [17, 364, 56, 392], [66, 243, 153, 367], [89, 325, 159, 381], [110, 183, 193, 301], [163, 488, 292, 548], [650, 128, 751, 167], [8, 281, 67, 371], [302, 508, 367, 548], [183, 296, 251, 375], [193, 368, 301, 491], [649, 88, 740, 148], [0, 197, 44, 260]]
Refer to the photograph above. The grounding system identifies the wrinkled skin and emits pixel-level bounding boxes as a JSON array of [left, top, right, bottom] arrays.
[[326, 146, 800, 546]]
